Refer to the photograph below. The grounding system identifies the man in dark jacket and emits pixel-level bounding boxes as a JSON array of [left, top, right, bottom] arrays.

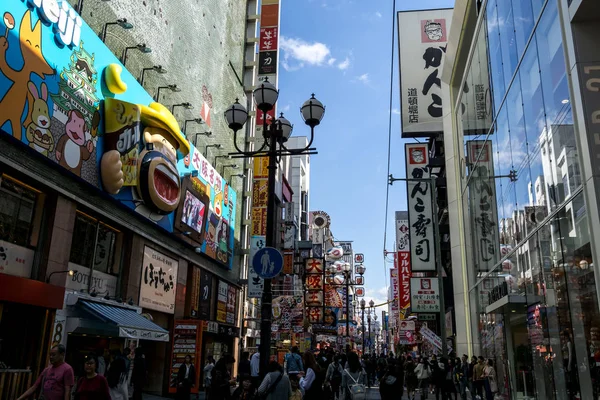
[[177, 355, 196, 400]]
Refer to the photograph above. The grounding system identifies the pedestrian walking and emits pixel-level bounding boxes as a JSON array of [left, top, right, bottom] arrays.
[[325, 355, 344, 399], [289, 375, 303, 400], [468, 356, 477, 396], [204, 356, 215, 400], [404, 356, 418, 400], [106, 349, 128, 400], [482, 359, 498, 400], [231, 375, 256, 400], [414, 357, 431, 399], [211, 354, 236, 400], [131, 348, 147, 400], [250, 352, 260, 389], [473, 356, 486, 400], [74, 355, 111, 400], [237, 352, 251, 381], [458, 355, 470, 400], [284, 346, 304, 379], [176, 355, 196, 400], [342, 352, 366, 400], [379, 359, 402, 400], [17, 344, 75, 400], [257, 361, 292, 400], [299, 351, 324, 397]]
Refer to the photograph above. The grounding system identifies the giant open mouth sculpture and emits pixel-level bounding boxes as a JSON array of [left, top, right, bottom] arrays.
[[139, 151, 181, 214]]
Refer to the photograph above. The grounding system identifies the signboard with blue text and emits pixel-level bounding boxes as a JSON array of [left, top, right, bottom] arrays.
[[177, 144, 237, 269], [0, 0, 192, 233]]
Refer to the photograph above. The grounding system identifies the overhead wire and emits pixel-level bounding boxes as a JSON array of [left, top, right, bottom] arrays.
[[382, 0, 397, 290]]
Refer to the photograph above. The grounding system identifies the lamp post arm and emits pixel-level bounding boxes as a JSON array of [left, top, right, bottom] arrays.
[[231, 129, 268, 156], [279, 126, 315, 155]]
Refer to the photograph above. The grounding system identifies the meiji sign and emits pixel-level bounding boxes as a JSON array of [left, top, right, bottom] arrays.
[[22, 0, 82, 47]]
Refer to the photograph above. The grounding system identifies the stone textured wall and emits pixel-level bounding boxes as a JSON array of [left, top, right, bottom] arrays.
[[67, 0, 251, 271]]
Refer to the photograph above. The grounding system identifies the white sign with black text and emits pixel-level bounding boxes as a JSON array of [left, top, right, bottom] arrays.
[[410, 277, 440, 313], [66, 262, 118, 297], [139, 246, 178, 314], [405, 143, 436, 271], [0, 240, 35, 278], [398, 9, 453, 137]]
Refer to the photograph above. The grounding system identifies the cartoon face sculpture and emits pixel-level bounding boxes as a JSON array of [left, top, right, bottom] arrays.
[[100, 65, 190, 217], [424, 21, 443, 41]]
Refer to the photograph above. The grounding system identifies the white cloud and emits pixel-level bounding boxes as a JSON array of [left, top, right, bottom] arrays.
[[337, 57, 350, 70], [280, 36, 333, 70], [391, 108, 400, 115], [357, 73, 370, 84], [281, 104, 291, 112], [328, 58, 337, 66], [375, 11, 382, 18]]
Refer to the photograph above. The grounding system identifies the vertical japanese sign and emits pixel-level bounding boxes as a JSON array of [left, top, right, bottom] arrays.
[[467, 141, 499, 272], [405, 144, 436, 271], [168, 321, 202, 394], [390, 268, 399, 317], [199, 270, 213, 319], [216, 281, 228, 323], [305, 258, 324, 324], [395, 211, 411, 320], [398, 9, 453, 137], [140, 246, 178, 314], [190, 267, 201, 318]]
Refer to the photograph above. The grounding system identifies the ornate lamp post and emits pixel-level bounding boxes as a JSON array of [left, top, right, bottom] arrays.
[[224, 78, 324, 377], [360, 299, 366, 353]]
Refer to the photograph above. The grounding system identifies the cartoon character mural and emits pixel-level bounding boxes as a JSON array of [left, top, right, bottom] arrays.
[[101, 64, 190, 229], [177, 145, 237, 269], [0, 6, 99, 181]]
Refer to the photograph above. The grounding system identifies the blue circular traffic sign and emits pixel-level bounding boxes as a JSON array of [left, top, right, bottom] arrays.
[[252, 247, 284, 279]]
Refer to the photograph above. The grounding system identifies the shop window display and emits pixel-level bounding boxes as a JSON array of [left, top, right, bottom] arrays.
[[69, 211, 119, 275]]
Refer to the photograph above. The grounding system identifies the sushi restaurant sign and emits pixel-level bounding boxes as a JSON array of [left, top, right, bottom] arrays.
[[21, 0, 82, 48]]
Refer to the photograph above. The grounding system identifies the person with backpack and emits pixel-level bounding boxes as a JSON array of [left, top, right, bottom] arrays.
[[379, 358, 403, 400], [342, 352, 366, 400], [299, 351, 324, 398], [257, 361, 292, 400], [326, 355, 344, 399], [285, 346, 304, 379]]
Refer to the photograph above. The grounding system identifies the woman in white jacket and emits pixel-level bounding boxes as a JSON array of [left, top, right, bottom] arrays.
[[414, 358, 431, 399]]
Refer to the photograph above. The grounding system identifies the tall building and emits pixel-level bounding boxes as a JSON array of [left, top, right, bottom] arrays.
[[0, 0, 256, 396], [441, 0, 600, 398]]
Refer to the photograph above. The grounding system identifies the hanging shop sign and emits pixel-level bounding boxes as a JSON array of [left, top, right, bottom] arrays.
[[355, 287, 365, 297], [312, 211, 331, 229], [0, 1, 191, 232], [410, 277, 440, 313], [248, 236, 265, 298], [405, 144, 436, 271], [398, 8, 453, 137], [390, 268, 399, 314], [395, 211, 410, 252], [0, 240, 35, 278], [168, 321, 202, 394], [199, 270, 213, 319], [354, 253, 364, 263], [177, 145, 237, 269], [398, 251, 411, 318], [140, 246, 178, 314], [305, 257, 324, 323], [66, 262, 118, 298], [420, 325, 452, 353], [190, 267, 201, 318], [226, 285, 237, 325], [466, 141, 499, 272]]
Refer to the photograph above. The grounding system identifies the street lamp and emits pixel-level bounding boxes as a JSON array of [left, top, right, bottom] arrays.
[[171, 102, 194, 114], [121, 44, 152, 67], [184, 118, 204, 134], [139, 65, 167, 86], [326, 261, 365, 345], [100, 18, 133, 43], [155, 84, 181, 102], [224, 77, 324, 377]]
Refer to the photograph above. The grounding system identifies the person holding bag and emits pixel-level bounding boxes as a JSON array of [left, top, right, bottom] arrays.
[[414, 357, 431, 399], [482, 359, 497, 400], [342, 352, 366, 400], [257, 361, 291, 400]]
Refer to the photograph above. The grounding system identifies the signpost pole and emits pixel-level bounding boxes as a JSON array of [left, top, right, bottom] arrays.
[[431, 176, 447, 357]]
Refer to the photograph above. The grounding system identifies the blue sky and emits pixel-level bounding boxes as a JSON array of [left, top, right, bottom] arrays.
[[277, 0, 454, 314]]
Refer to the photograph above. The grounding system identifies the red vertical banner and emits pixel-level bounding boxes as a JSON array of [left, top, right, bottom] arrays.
[[398, 251, 411, 318]]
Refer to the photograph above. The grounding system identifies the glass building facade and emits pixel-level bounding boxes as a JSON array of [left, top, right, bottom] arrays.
[[454, 0, 600, 398]]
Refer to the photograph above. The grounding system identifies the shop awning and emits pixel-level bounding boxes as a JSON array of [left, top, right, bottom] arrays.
[[80, 301, 169, 342]]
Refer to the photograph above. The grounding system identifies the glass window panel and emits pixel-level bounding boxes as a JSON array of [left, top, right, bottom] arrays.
[[486, 1, 506, 117], [0, 176, 38, 247], [512, 0, 535, 56], [497, 0, 519, 90]]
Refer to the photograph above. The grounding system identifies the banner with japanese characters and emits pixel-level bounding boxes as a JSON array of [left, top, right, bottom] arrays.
[[410, 277, 440, 313], [390, 268, 399, 315], [398, 9, 453, 137], [140, 246, 179, 314], [467, 141, 499, 272], [398, 251, 411, 319], [405, 144, 436, 271]]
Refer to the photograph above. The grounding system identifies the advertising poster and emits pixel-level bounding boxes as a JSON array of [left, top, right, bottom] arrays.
[[168, 321, 202, 394], [140, 246, 178, 314], [177, 145, 237, 269], [405, 144, 436, 271], [216, 281, 228, 323], [226, 285, 236, 325], [398, 8, 454, 137], [0, 0, 191, 232], [190, 267, 201, 318]]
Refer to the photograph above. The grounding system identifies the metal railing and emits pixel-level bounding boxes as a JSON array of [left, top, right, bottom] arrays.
[[0, 369, 33, 400]]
